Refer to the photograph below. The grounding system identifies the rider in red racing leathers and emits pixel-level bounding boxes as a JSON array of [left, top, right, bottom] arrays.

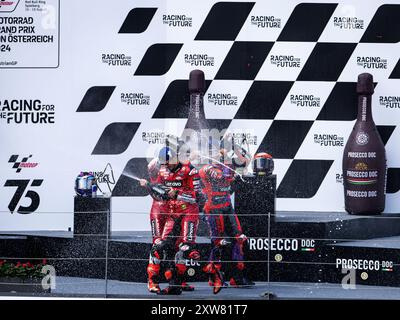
[[140, 146, 201, 295], [199, 138, 254, 294], [141, 157, 168, 293]]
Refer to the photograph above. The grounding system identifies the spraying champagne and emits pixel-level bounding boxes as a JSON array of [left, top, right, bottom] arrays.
[[183, 70, 211, 167], [139, 178, 172, 201], [342, 73, 387, 215]]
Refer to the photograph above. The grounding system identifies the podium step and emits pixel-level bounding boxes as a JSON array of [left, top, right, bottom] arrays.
[[272, 212, 400, 240], [1, 211, 400, 288]]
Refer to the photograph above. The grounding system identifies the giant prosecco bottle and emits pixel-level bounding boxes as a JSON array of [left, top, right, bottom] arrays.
[[342, 73, 386, 215], [183, 70, 210, 167], [186, 69, 207, 131]]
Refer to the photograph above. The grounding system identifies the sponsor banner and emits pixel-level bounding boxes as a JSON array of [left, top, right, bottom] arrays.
[[295, 121, 354, 160], [101, 53, 132, 67], [237, 3, 291, 41], [340, 43, 399, 81], [319, 4, 376, 42], [0, 99, 56, 124], [336, 258, 394, 272], [1, 0, 400, 232], [0, 0, 59, 68], [256, 42, 316, 81], [275, 81, 335, 121], [205, 80, 252, 119], [248, 237, 316, 252]]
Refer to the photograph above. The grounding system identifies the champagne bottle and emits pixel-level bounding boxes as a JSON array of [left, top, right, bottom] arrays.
[[186, 69, 207, 131], [183, 70, 209, 166], [342, 73, 386, 215]]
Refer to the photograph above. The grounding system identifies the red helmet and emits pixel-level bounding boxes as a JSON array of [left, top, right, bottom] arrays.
[[252, 152, 274, 176]]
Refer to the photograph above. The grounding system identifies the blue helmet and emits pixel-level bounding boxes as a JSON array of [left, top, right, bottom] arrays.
[[158, 146, 177, 165], [75, 172, 96, 196]]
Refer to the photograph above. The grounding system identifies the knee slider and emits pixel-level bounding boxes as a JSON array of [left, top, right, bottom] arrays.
[[178, 242, 200, 261], [151, 239, 168, 260], [215, 238, 231, 248]]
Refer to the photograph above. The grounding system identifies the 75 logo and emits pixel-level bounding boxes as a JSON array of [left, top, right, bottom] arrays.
[[4, 179, 43, 214]]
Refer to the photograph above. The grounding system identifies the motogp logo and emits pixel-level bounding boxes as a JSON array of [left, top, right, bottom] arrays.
[[9, 155, 38, 173], [0, 0, 19, 12]]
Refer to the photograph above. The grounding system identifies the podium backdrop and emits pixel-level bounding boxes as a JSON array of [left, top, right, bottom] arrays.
[[1, 0, 400, 231]]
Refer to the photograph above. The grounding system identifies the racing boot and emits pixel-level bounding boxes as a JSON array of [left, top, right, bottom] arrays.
[[159, 282, 182, 295], [158, 266, 183, 295], [203, 262, 224, 294], [181, 282, 195, 291], [229, 262, 255, 288], [146, 263, 161, 294]]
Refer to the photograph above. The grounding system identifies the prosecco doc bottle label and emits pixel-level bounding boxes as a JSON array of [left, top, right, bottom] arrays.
[[342, 73, 386, 214]]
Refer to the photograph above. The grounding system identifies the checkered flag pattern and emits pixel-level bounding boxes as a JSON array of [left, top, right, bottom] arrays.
[[77, 0, 400, 212]]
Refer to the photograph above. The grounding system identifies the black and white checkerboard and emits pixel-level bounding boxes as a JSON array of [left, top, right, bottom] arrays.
[[77, 0, 400, 213]]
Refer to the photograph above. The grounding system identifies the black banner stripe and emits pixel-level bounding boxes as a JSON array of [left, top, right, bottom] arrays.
[[389, 58, 400, 79], [277, 3, 337, 42], [361, 4, 400, 43], [256, 120, 313, 159], [119, 8, 157, 34], [135, 43, 183, 76], [297, 43, 357, 81], [152, 80, 212, 118], [235, 81, 293, 119], [92, 123, 140, 155], [215, 41, 274, 80], [77, 86, 116, 112], [387, 168, 400, 194], [195, 2, 255, 41], [277, 160, 333, 198], [112, 158, 150, 197], [317, 82, 378, 121], [376, 126, 396, 146]]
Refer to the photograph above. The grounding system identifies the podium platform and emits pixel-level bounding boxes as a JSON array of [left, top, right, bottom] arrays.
[[1, 211, 400, 288]]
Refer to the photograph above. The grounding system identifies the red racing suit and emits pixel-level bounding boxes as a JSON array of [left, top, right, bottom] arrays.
[[148, 161, 201, 284], [146, 158, 167, 286], [148, 158, 168, 245], [155, 162, 199, 242], [199, 163, 246, 279]]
